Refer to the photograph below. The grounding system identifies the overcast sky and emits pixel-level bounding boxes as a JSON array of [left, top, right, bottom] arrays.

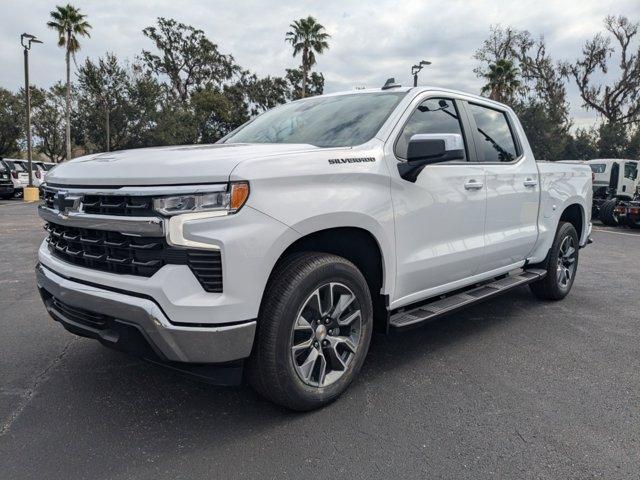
[[1, 0, 638, 129]]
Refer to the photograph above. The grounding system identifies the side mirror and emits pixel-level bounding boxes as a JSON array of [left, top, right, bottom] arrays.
[[407, 134, 464, 163], [399, 134, 465, 182]]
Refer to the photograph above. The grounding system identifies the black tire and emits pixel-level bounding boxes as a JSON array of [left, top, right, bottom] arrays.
[[529, 222, 579, 301], [598, 198, 618, 226], [247, 252, 373, 411]]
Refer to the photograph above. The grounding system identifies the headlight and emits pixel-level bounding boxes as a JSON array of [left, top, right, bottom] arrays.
[[153, 182, 249, 216]]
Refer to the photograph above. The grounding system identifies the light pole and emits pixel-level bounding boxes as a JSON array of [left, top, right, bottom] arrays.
[[411, 60, 431, 87], [21, 33, 43, 193]]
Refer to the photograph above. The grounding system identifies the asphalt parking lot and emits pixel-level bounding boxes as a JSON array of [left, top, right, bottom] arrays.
[[1, 198, 639, 480]]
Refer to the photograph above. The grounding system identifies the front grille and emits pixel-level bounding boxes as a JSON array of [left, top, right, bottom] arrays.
[[82, 194, 155, 216], [45, 222, 223, 292], [43, 188, 54, 208], [42, 188, 155, 216]]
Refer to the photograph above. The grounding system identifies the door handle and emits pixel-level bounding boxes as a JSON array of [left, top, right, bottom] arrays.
[[523, 178, 538, 187], [464, 179, 484, 190]]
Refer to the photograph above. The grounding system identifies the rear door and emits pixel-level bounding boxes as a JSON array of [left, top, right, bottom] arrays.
[[386, 95, 487, 306], [463, 101, 539, 273]]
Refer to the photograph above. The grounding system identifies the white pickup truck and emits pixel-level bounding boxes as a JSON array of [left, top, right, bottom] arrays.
[[36, 85, 592, 410]]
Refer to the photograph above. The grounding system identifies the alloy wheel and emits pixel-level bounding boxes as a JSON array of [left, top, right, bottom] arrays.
[[290, 282, 362, 387], [556, 235, 577, 288]]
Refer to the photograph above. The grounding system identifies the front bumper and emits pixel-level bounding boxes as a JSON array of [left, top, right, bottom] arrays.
[[36, 264, 256, 366]]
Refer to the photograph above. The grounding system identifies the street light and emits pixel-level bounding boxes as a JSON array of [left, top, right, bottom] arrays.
[[411, 60, 431, 87], [21, 33, 43, 198]]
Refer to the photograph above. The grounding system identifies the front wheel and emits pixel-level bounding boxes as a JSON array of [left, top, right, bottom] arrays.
[[529, 222, 579, 301], [247, 252, 373, 411]]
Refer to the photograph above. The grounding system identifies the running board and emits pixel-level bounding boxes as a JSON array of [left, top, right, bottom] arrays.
[[389, 269, 546, 330]]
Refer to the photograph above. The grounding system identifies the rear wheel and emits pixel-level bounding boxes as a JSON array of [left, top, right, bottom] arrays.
[[598, 198, 618, 226], [247, 252, 373, 411], [529, 222, 579, 301]]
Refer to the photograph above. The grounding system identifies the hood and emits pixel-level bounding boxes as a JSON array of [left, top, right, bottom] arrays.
[[45, 143, 320, 186]]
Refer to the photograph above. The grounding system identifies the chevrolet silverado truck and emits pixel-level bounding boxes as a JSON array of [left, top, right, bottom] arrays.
[[36, 85, 592, 410]]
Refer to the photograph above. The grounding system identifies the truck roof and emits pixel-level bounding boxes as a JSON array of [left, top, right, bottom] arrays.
[[320, 85, 510, 110]]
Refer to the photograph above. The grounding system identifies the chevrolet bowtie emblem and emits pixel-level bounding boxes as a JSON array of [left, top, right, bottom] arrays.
[[55, 190, 83, 214]]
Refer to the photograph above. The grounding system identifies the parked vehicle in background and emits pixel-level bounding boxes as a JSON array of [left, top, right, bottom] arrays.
[[0, 158, 29, 198], [36, 86, 592, 410], [0, 161, 15, 199], [614, 184, 640, 229], [32, 161, 56, 188], [586, 159, 639, 226]]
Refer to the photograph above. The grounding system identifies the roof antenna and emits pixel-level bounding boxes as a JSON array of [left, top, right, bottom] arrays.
[[381, 78, 401, 90]]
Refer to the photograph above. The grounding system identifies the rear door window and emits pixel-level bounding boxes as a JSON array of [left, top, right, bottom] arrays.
[[624, 162, 638, 180], [467, 103, 519, 162]]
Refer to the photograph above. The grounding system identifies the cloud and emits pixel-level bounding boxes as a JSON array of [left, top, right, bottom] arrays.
[[1, 0, 638, 128]]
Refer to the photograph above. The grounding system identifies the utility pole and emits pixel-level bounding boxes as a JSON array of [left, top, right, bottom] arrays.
[[20, 33, 43, 194], [411, 60, 431, 87]]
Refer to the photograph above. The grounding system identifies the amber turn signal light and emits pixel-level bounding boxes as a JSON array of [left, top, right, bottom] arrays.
[[229, 182, 250, 212]]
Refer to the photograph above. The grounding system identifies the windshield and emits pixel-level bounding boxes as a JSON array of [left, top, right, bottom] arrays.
[[589, 164, 606, 174], [223, 92, 406, 147]]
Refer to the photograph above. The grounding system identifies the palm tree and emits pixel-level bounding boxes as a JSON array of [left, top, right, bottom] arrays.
[[481, 59, 521, 104], [285, 16, 330, 98], [47, 4, 91, 160]]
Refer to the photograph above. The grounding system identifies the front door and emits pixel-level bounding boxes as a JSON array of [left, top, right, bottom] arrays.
[[388, 96, 487, 307]]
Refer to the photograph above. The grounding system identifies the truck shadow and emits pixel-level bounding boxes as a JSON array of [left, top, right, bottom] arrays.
[[38, 286, 542, 475]]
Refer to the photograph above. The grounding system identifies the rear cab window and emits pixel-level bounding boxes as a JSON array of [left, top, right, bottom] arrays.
[[467, 103, 519, 162], [589, 164, 606, 174]]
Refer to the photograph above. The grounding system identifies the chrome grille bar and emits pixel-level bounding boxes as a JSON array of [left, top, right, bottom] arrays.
[[38, 205, 164, 237]]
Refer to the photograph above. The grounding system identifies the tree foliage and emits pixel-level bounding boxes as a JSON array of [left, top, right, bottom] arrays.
[[47, 3, 92, 160], [285, 68, 324, 100], [77, 54, 130, 151], [141, 17, 238, 102], [0, 88, 24, 156], [285, 16, 330, 98], [561, 16, 640, 126], [480, 59, 522, 103], [31, 84, 67, 162]]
